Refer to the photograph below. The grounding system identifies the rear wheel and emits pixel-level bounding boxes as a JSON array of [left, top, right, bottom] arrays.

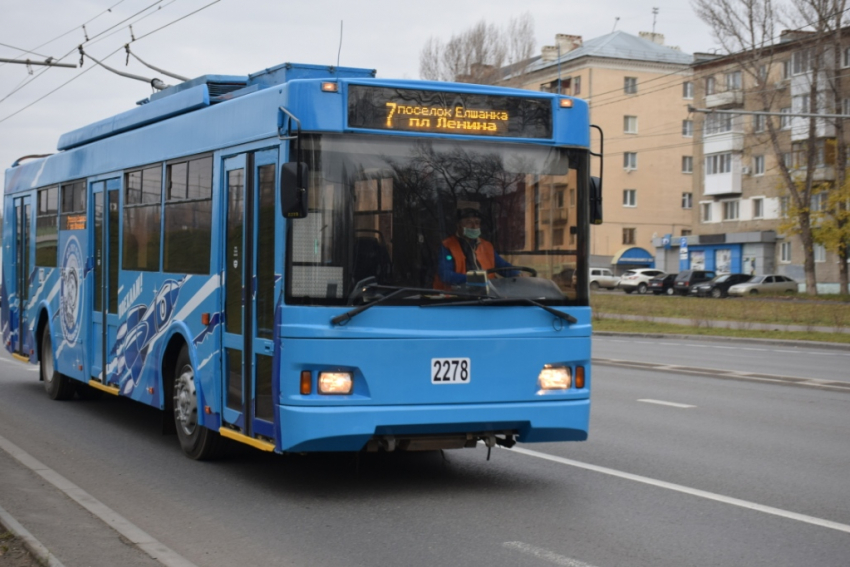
[[589, 281, 599, 291], [637, 283, 648, 294], [174, 346, 221, 460], [41, 325, 75, 400], [711, 288, 722, 299], [665, 287, 674, 296]]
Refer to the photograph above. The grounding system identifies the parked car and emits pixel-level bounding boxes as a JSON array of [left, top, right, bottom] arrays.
[[587, 268, 620, 290], [690, 273, 753, 298], [728, 274, 798, 296], [617, 268, 666, 294], [648, 273, 677, 295], [673, 270, 717, 295]]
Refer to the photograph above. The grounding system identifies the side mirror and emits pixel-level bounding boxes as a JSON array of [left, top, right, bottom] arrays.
[[280, 162, 309, 219], [590, 176, 603, 225]]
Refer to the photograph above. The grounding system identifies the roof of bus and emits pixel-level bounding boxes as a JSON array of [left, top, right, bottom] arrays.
[[5, 63, 590, 194]]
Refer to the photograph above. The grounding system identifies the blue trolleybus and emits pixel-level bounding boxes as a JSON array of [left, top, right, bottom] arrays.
[[2, 62, 602, 459]]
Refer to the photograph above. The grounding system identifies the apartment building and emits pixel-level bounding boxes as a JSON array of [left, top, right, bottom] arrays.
[[667, 31, 848, 292], [511, 31, 694, 273]]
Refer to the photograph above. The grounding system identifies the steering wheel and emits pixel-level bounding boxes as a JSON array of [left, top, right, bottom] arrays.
[[486, 266, 537, 277]]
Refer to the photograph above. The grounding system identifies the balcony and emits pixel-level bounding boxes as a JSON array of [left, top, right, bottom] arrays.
[[705, 90, 744, 108]]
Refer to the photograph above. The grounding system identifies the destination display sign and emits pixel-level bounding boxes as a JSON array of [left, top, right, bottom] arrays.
[[347, 85, 553, 139]]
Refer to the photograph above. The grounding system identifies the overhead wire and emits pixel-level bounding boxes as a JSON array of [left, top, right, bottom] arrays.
[[0, 0, 224, 126]]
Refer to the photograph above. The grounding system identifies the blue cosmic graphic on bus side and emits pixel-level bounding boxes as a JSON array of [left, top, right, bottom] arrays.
[[108, 277, 183, 395]]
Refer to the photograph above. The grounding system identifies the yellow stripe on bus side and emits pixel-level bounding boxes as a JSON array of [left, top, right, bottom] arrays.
[[87, 380, 120, 395], [11, 353, 29, 363], [219, 427, 275, 452]]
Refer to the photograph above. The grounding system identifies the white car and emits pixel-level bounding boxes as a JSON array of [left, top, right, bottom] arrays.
[[728, 274, 798, 296], [617, 269, 666, 294], [587, 268, 620, 290]]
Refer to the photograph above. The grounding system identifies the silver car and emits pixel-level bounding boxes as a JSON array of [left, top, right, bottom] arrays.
[[728, 274, 798, 296]]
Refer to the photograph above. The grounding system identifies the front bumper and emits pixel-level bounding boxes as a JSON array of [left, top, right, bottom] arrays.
[[278, 398, 590, 452]]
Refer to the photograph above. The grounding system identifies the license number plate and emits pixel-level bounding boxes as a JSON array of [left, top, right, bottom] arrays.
[[431, 358, 471, 384]]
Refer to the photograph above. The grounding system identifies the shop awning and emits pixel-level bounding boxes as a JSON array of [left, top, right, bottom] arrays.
[[611, 246, 655, 266]]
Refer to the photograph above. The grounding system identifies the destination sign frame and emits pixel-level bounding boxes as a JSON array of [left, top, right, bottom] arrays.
[[347, 85, 553, 139]]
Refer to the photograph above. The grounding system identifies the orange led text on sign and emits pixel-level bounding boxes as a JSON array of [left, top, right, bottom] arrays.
[[385, 103, 508, 132], [66, 215, 86, 230]]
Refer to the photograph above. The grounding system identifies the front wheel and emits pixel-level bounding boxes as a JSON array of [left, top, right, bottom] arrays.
[[750, 289, 759, 295], [711, 288, 722, 299], [41, 325, 75, 400], [174, 346, 222, 460]]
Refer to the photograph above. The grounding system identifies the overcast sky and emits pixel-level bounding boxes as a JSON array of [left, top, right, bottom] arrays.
[[0, 0, 716, 196]]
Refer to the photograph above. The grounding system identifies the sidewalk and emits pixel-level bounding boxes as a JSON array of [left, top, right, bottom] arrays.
[[595, 312, 850, 335]]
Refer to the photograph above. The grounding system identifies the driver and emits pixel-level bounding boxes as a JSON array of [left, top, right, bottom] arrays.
[[433, 207, 515, 290]]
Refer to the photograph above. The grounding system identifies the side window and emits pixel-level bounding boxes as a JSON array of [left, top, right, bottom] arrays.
[[123, 165, 163, 271], [36, 186, 58, 266], [60, 180, 86, 230], [164, 154, 213, 274]]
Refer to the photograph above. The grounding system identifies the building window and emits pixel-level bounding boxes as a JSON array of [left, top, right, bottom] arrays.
[[553, 228, 565, 246], [844, 47, 850, 67], [814, 243, 826, 262], [624, 152, 637, 169], [701, 202, 713, 222], [725, 71, 742, 90], [782, 152, 793, 168], [811, 192, 827, 211], [754, 155, 765, 175], [843, 98, 850, 115], [569, 189, 576, 206], [574, 76, 581, 95], [682, 192, 693, 209], [795, 94, 811, 114], [723, 200, 740, 220], [754, 114, 766, 132], [622, 228, 636, 245], [623, 189, 637, 207], [556, 190, 565, 208], [123, 164, 163, 271], [793, 48, 812, 75], [683, 81, 693, 99], [752, 197, 764, 218], [758, 64, 768, 83], [705, 76, 716, 95], [705, 152, 732, 175], [780, 196, 790, 217], [780, 241, 792, 262], [624, 77, 637, 94], [780, 108, 792, 129], [704, 113, 733, 135], [682, 120, 693, 137], [681, 229, 692, 236], [682, 156, 693, 173], [164, 154, 213, 274], [36, 186, 58, 266], [624, 115, 638, 134], [782, 60, 791, 78]]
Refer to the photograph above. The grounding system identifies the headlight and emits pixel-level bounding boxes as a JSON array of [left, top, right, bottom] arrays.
[[538, 365, 571, 390], [318, 371, 353, 395]]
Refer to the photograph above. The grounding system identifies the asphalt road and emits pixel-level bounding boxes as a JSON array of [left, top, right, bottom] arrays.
[[0, 341, 848, 567]]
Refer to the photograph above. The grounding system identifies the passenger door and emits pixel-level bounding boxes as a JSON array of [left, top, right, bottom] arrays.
[[90, 179, 121, 385], [11, 196, 32, 357], [221, 149, 279, 445]]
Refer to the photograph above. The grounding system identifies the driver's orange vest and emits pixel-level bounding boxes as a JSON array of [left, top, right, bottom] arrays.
[[433, 235, 496, 290]]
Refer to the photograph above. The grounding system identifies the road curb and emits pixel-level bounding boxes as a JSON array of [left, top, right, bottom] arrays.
[[593, 331, 850, 351], [0, 503, 66, 567]]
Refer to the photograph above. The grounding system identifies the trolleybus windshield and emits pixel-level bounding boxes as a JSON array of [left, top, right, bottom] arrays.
[[286, 134, 588, 307]]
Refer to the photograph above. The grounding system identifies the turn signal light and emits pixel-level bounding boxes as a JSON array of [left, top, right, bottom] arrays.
[[575, 366, 585, 389], [321, 82, 339, 93], [300, 371, 312, 395], [559, 98, 574, 108]]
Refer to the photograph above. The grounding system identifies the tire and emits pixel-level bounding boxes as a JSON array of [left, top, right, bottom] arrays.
[[637, 283, 648, 294], [652, 291, 661, 295], [41, 325, 75, 401], [750, 289, 759, 295], [711, 288, 722, 299], [624, 289, 633, 294], [75, 381, 104, 401], [665, 287, 674, 296], [589, 281, 599, 291], [174, 346, 221, 460]]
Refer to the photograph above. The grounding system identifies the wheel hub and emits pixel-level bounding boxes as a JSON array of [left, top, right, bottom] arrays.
[[174, 366, 198, 436]]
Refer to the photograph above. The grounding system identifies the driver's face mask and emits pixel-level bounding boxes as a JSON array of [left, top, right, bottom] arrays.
[[463, 227, 481, 239]]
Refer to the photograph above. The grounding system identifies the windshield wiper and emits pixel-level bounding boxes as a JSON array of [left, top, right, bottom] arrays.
[[422, 296, 578, 324], [332, 284, 490, 326]]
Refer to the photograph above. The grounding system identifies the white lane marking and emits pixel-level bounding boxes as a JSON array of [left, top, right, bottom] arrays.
[[503, 542, 599, 567], [0, 433, 199, 567], [509, 446, 850, 535], [638, 399, 696, 408], [0, 502, 67, 567]]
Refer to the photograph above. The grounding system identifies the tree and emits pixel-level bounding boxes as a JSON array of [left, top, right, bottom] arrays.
[[693, 0, 848, 294], [419, 14, 536, 86], [812, 178, 850, 293]]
